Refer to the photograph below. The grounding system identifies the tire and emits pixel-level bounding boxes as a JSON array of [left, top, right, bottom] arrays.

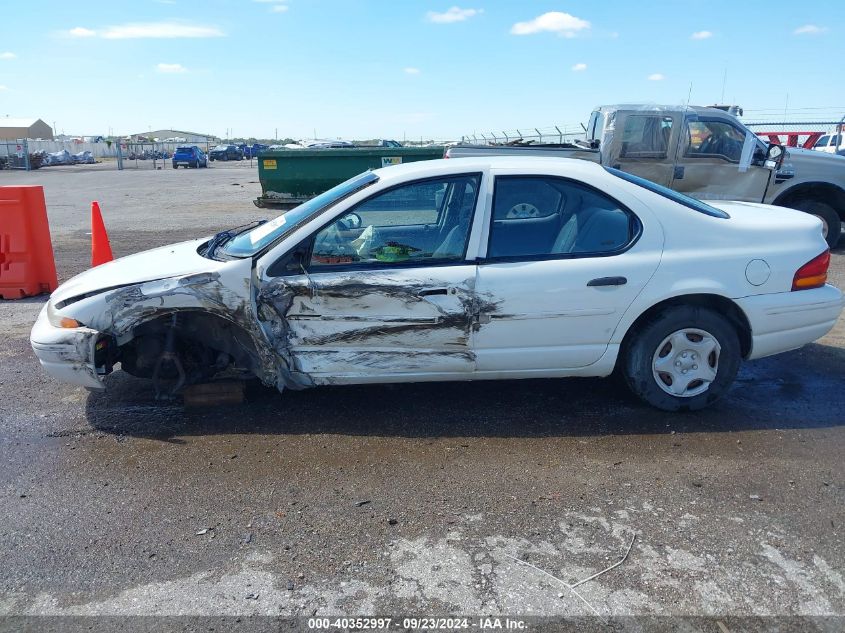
[[622, 305, 741, 412], [192, 161, 199, 169], [793, 200, 841, 249], [172, 164, 178, 169]]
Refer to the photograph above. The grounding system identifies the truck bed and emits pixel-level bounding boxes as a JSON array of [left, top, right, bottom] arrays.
[[446, 143, 601, 162]]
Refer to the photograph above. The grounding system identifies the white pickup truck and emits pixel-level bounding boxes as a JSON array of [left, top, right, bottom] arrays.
[[447, 104, 845, 247]]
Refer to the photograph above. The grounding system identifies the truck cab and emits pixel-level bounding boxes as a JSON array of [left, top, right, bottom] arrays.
[[587, 105, 845, 247]]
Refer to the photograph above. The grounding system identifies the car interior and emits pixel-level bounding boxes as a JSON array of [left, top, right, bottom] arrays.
[[307, 174, 634, 268], [488, 177, 633, 258], [309, 175, 480, 267]]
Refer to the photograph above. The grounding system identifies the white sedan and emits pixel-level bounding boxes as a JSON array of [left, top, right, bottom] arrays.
[[31, 157, 844, 411]]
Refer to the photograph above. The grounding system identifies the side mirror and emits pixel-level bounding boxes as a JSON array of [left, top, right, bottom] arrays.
[[764, 144, 786, 170]]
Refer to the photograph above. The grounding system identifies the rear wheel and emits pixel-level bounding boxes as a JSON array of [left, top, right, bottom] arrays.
[[793, 200, 841, 248], [623, 306, 741, 411]]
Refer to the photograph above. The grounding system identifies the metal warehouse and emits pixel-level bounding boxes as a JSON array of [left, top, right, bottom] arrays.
[[129, 129, 217, 143], [0, 117, 53, 140]]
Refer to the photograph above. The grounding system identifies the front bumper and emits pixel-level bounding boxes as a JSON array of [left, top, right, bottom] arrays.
[[736, 284, 845, 360], [30, 305, 105, 390]]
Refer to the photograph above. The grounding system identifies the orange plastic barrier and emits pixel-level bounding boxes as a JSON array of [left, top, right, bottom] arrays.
[[0, 185, 58, 299]]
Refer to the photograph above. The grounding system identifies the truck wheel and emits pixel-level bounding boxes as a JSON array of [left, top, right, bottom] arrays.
[[622, 306, 741, 412], [794, 200, 841, 248]]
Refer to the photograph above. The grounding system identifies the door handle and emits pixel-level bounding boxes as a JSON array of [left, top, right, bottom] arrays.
[[418, 287, 449, 297], [587, 276, 627, 287]]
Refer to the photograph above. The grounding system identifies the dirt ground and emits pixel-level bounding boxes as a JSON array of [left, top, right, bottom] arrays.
[[1, 162, 844, 630]]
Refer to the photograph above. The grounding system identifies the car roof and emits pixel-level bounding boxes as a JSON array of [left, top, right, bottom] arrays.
[[373, 156, 606, 183]]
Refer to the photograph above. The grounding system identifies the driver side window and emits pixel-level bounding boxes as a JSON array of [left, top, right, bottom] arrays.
[[686, 120, 746, 162], [309, 174, 481, 268]]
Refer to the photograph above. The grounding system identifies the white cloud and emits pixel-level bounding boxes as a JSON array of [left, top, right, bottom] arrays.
[[270, 4, 289, 12], [571, 62, 587, 72], [156, 62, 188, 73], [426, 7, 483, 24], [0, 85, 8, 91], [404, 67, 420, 74], [794, 24, 827, 35], [691, 30, 712, 40], [0, 52, 16, 59], [101, 22, 224, 39], [647, 73, 665, 81], [511, 12, 590, 37], [69, 27, 97, 38]]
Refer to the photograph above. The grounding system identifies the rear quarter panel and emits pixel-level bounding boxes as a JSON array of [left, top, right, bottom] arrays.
[[608, 193, 829, 346]]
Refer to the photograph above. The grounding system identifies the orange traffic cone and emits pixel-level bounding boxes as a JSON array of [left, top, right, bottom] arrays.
[[91, 201, 114, 267]]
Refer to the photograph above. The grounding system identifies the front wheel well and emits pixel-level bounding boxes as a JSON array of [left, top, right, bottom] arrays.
[[773, 182, 845, 221], [118, 310, 263, 382], [619, 294, 752, 363]]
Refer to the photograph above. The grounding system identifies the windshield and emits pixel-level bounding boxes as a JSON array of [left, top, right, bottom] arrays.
[[221, 171, 380, 257], [605, 167, 729, 218], [213, 145, 228, 151]]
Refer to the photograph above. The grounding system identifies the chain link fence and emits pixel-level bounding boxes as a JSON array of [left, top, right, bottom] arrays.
[[0, 138, 218, 170], [460, 124, 584, 145], [116, 141, 214, 170], [0, 139, 32, 170]]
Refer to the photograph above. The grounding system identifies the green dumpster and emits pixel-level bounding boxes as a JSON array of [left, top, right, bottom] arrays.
[[255, 146, 444, 209]]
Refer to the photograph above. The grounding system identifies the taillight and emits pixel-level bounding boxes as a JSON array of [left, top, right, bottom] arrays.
[[792, 249, 830, 291]]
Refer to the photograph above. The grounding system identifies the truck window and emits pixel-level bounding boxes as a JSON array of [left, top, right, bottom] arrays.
[[686, 120, 745, 162], [619, 116, 673, 159], [816, 135, 830, 148]]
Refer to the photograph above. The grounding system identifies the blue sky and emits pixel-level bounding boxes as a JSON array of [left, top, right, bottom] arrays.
[[0, 1, 842, 140]]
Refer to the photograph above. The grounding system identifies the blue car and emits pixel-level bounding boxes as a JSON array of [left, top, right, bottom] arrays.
[[172, 146, 208, 169], [244, 143, 270, 159]]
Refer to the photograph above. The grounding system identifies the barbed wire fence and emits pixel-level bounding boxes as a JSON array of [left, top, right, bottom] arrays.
[[460, 124, 585, 145]]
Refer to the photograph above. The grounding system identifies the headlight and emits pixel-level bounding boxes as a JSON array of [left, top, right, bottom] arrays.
[[47, 301, 83, 329]]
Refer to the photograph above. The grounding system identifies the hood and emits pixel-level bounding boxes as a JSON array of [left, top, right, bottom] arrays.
[[781, 146, 845, 170], [51, 238, 221, 305]]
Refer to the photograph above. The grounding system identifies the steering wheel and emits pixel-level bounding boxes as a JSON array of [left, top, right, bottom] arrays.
[[338, 212, 362, 230], [506, 203, 541, 219]]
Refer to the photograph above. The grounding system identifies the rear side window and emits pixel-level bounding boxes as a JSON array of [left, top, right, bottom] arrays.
[[488, 176, 637, 259], [620, 115, 673, 159], [606, 167, 729, 218]]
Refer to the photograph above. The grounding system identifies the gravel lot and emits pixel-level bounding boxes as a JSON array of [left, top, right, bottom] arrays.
[[1, 162, 844, 628]]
